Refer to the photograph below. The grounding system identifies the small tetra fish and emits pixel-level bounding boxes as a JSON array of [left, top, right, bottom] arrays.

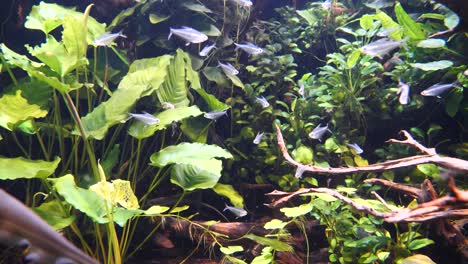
[[253, 132, 264, 144], [346, 143, 364, 154], [234, 42, 264, 56], [223, 204, 248, 218], [229, 0, 252, 8], [218, 61, 239, 76], [199, 44, 216, 57], [93, 30, 127, 46], [361, 38, 405, 58], [308, 123, 331, 141], [168, 26, 208, 46], [420, 82, 458, 97], [204, 110, 227, 120], [256, 96, 270, 108], [129, 111, 160, 125], [397, 78, 410, 105], [322, 0, 332, 10]]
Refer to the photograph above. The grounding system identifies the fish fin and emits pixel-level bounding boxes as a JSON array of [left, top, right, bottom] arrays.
[[167, 30, 172, 40]]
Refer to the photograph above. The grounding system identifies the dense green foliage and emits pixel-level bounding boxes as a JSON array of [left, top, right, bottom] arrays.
[[0, 0, 466, 263]]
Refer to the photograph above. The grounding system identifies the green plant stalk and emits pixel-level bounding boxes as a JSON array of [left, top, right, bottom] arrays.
[[131, 139, 143, 190], [126, 221, 162, 260], [35, 131, 50, 161], [52, 90, 66, 164], [95, 223, 107, 264], [0, 53, 18, 87], [11, 132, 30, 158], [62, 92, 100, 181]]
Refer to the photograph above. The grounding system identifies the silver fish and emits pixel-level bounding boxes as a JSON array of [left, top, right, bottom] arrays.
[[294, 166, 306, 179], [204, 110, 227, 120], [168, 26, 208, 46], [93, 30, 127, 46], [161, 102, 175, 109], [223, 204, 248, 218], [308, 123, 331, 141], [347, 143, 363, 154], [361, 38, 405, 58], [253, 132, 264, 144], [199, 44, 216, 57], [218, 61, 239, 76], [234, 42, 264, 55], [256, 96, 270, 108], [420, 82, 457, 97], [229, 0, 252, 8], [397, 78, 410, 105], [298, 81, 305, 97], [129, 111, 160, 125]]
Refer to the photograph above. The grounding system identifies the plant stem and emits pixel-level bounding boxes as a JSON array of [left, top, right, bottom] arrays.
[[62, 92, 100, 181]]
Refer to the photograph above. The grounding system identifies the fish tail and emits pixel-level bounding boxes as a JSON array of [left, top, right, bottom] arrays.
[[168, 29, 173, 40]]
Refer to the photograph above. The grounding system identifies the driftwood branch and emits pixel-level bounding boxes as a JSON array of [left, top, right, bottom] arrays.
[[272, 125, 468, 223], [275, 124, 468, 174]]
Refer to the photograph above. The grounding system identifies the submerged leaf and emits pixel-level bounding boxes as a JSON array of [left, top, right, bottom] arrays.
[[0, 90, 48, 130], [410, 60, 453, 71], [213, 183, 244, 208], [0, 156, 60, 180]]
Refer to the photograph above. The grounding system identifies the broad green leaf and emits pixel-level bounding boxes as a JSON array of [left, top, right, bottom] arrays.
[[169, 205, 190, 213], [354, 155, 369, 166], [410, 60, 453, 71], [27, 36, 78, 77], [224, 256, 247, 264], [50, 175, 108, 223], [108, 3, 143, 29], [51, 175, 142, 226], [182, 2, 213, 13], [213, 183, 244, 208], [151, 143, 232, 191], [416, 164, 439, 178], [144, 205, 170, 215], [296, 9, 317, 26], [62, 15, 88, 68], [220, 245, 243, 255], [25, 2, 105, 43], [150, 142, 232, 166], [225, 73, 245, 89], [347, 50, 361, 68], [90, 179, 140, 209], [375, 11, 403, 39], [292, 146, 314, 164], [435, 4, 460, 30], [79, 55, 172, 139], [202, 25, 222, 37], [180, 117, 211, 143], [264, 219, 287, 230], [359, 14, 374, 30], [324, 138, 340, 153], [400, 254, 436, 264], [445, 88, 463, 117], [251, 247, 273, 264], [0, 90, 48, 130], [303, 192, 337, 202], [128, 106, 203, 139], [192, 88, 229, 111], [280, 203, 313, 218], [156, 49, 192, 107], [395, 3, 425, 40], [149, 13, 170, 24], [171, 163, 221, 191], [244, 234, 293, 252], [408, 238, 434, 250], [417, 39, 445, 49], [202, 67, 229, 86], [0, 156, 60, 180], [33, 200, 75, 230]]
